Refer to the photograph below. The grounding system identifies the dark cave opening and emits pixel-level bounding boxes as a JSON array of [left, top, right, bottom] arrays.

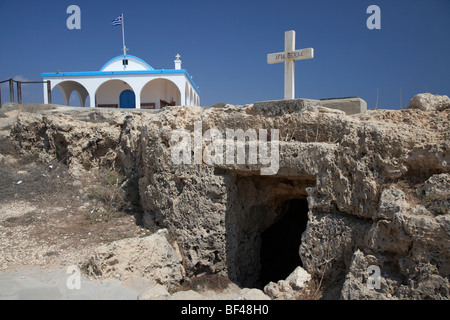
[[258, 199, 309, 287]]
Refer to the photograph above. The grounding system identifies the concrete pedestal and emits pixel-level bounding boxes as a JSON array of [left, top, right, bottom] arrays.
[[320, 97, 367, 115]]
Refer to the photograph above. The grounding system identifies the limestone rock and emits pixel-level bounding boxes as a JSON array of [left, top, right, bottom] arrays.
[[341, 249, 450, 300], [285, 266, 311, 290], [377, 186, 408, 220], [264, 279, 302, 300], [263, 267, 311, 300], [340, 250, 395, 300], [408, 93, 450, 111], [417, 173, 450, 198], [416, 173, 450, 216], [84, 229, 183, 290], [264, 281, 293, 300], [8, 100, 450, 300]]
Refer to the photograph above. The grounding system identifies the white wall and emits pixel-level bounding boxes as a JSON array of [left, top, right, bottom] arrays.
[[101, 56, 152, 72], [44, 73, 198, 108]]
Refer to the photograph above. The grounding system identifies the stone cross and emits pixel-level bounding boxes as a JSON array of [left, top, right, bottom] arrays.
[[267, 30, 314, 100]]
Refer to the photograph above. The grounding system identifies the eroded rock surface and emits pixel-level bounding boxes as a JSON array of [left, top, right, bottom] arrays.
[[84, 229, 184, 290], [408, 93, 450, 111], [9, 98, 450, 299]]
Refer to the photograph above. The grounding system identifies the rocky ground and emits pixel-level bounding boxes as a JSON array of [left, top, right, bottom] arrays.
[[0, 105, 276, 300], [0, 110, 147, 272], [0, 107, 154, 299], [0, 94, 449, 300]]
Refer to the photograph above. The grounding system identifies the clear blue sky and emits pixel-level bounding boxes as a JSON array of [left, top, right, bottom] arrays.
[[1, 0, 449, 109]]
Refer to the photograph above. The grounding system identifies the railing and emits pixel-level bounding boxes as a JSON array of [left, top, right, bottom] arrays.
[[0, 78, 52, 105]]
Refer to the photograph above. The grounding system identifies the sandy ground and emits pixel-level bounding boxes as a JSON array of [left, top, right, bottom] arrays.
[[0, 266, 154, 300]]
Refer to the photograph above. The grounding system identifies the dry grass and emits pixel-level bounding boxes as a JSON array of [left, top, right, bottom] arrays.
[[0, 134, 128, 218], [83, 209, 126, 223], [84, 169, 127, 222], [294, 277, 324, 300], [0, 143, 75, 207]]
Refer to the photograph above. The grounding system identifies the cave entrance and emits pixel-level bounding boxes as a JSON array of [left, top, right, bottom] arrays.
[[225, 175, 315, 288], [258, 199, 309, 287]]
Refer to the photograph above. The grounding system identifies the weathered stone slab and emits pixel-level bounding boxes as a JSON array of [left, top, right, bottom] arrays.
[[320, 97, 367, 115], [253, 97, 367, 116]]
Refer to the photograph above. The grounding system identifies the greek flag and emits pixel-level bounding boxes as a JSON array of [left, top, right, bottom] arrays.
[[111, 15, 122, 26]]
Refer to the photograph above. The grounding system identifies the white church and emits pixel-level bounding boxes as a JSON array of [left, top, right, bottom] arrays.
[[41, 54, 200, 109]]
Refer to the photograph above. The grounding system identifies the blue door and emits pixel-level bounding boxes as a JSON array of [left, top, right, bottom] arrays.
[[119, 90, 135, 108]]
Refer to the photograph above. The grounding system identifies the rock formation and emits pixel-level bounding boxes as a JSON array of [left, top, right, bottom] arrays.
[[408, 93, 450, 112], [7, 93, 450, 299], [83, 229, 184, 290], [263, 266, 312, 300]]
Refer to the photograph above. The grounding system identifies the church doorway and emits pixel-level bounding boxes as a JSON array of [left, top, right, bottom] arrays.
[[120, 89, 135, 108]]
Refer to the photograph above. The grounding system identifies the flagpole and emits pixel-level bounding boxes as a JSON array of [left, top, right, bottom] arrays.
[[121, 13, 126, 56]]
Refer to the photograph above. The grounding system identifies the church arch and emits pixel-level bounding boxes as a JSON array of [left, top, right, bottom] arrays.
[[69, 90, 90, 107], [140, 78, 181, 109], [53, 80, 89, 107]]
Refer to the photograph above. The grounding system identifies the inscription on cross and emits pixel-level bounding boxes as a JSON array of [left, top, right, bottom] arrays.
[[267, 30, 314, 100]]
